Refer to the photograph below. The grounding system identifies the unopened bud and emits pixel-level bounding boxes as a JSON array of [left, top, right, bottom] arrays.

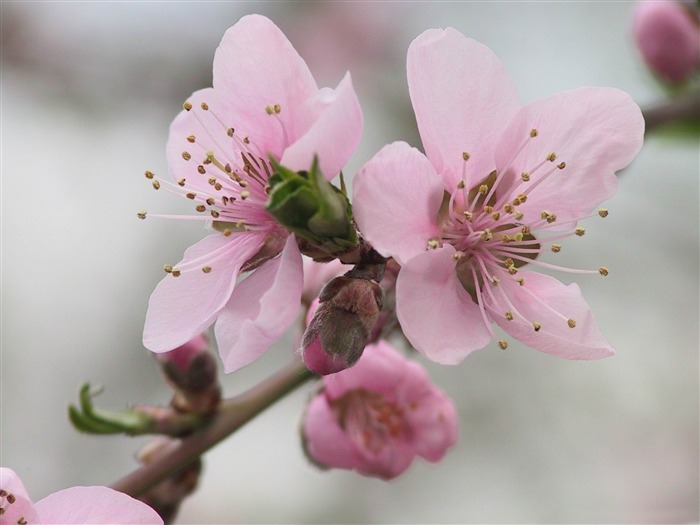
[[301, 277, 383, 375]]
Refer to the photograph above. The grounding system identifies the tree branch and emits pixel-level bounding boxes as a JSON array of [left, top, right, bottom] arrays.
[[110, 360, 314, 497]]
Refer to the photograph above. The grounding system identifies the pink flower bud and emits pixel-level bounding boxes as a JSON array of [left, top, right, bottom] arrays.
[[302, 341, 459, 480], [633, 1, 700, 83], [301, 277, 382, 375]]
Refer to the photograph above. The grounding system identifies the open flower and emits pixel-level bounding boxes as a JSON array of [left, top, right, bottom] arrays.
[[0, 468, 162, 524], [142, 15, 362, 372], [353, 28, 644, 364], [302, 341, 458, 479]]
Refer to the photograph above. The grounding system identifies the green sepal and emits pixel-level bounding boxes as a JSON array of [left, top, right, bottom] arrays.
[[265, 156, 358, 254], [68, 383, 152, 435]]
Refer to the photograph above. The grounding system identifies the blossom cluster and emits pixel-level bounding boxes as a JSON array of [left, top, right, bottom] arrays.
[[135, 14, 643, 480]]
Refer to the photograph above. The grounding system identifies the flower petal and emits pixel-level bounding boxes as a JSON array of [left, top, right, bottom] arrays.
[[353, 142, 443, 265], [143, 232, 265, 353], [213, 14, 318, 156], [494, 87, 644, 224], [303, 394, 362, 470], [216, 235, 303, 373], [396, 245, 492, 363], [280, 73, 363, 180], [0, 468, 39, 525], [485, 271, 614, 359], [405, 384, 459, 462], [407, 28, 520, 191], [35, 487, 163, 524]]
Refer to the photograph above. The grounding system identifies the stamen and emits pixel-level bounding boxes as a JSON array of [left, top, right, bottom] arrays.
[[183, 101, 193, 111], [498, 340, 509, 350], [137, 210, 147, 220], [598, 208, 609, 218], [575, 227, 585, 236], [202, 266, 212, 273], [551, 243, 561, 253], [532, 321, 542, 332], [567, 319, 577, 328], [144, 170, 154, 179], [599, 267, 609, 276]]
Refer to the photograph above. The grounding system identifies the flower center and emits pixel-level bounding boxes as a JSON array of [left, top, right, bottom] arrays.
[[0, 489, 28, 524], [332, 389, 409, 454], [427, 128, 610, 342]]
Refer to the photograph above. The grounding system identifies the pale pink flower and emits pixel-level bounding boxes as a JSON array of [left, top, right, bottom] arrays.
[[633, 1, 700, 83], [302, 340, 458, 479], [0, 468, 162, 524], [353, 28, 644, 364], [143, 15, 362, 373]]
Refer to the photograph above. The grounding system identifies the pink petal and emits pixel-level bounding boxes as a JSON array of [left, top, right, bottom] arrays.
[[494, 87, 644, 225], [396, 245, 492, 363], [143, 232, 265, 353], [280, 73, 363, 180], [353, 142, 443, 265], [35, 487, 162, 524], [215, 235, 303, 373], [323, 340, 408, 401], [407, 28, 520, 191], [0, 468, 39, 525], [485, 271, 614, 360], [405, 386, 459, 462], [303, 394, 362, 470], [212, 14, 318, 156]]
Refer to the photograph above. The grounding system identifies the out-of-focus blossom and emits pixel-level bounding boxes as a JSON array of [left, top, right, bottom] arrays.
[[353, 28, 644, 364], [633, 1, 700, 83], [0, 468, 163, 524], [302, 341, 458, 479], [142, 14, 362, 373]]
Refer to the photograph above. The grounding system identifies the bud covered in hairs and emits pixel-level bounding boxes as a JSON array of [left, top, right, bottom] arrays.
[[155, 334, 221, 413], [301, 276, 383, 375]]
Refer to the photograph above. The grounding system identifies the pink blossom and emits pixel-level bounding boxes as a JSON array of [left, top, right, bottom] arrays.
[[302, 341, 458, 479], [353, 28, 644, 364], [142, 15, 362, 373], [633, 1, 700, 83], [0, 468, 162, 524]]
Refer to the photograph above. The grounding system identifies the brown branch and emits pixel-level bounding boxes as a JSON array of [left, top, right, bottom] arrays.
[[642, 89, 700, 134], [110, 360, 314, 497]]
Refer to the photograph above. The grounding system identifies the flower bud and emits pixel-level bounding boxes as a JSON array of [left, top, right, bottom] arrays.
[[266, 156, 358, 256], [301, 276, 383, 375], [156, 334, 221, 414], [633, 1, 700, 83]]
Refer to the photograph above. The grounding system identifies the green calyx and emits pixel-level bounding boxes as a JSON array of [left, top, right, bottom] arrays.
[[265, 156, 358, 255]]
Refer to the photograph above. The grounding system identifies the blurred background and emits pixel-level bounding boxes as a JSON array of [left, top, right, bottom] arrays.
[[2, 2, 698, 523]]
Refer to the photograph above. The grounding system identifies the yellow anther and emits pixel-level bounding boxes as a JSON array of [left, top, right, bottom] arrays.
[[196, 204, 206, 212], [144, 170, 154, 179], [240, 190, 250, 200], [551, 243, 561, 253], [163, 264, 173, 273], [273, 103, 281, 114], [521, 226, 531, 235], [239, 180, 249, 187], [462, 151, 471, 161], [503, 258, 514, 268], [227, 128, 234, 137], [265, 105, 274, 115], [514, 211, 524, 220], [567, 319, 576, 328], [206, 198, 215, 206], [516, 277, 525, 286], [505, 311, 514, 321], [183, 101, 193, 111], [508, 266, 518, 275], [182, 151, 191, 161], [598, 208, 609, 218], [478, 184, 488, 194], [532, 321, 542, 332], [211, 210, 220, 218], [575, 227, 586, 236], [214, 182, 223, 191], [202, 266, 212, 273], [498, 340, 509, 350], [504, 204, 514, 214], [513, 232, 524, 242], [177, 178, 186, 186], [222, 229, 232, 236], [516, 193, 527, 205], [451, 252, 464, 261], [492, 212, 501, 220], [243, 137, 250, 144], [224, 163, 232, 173], [428, 239, 440, 249], [208, 177, 217, 186], [480, 229, 493, 241], [483, 205, 494, 213], [171, 269, 181, 277], [529, 128, 539, 137], [198, 165, 206, 174], [491, 276, 500, 285], [187, 135, 196, 143], [599, 267, 609, 276], [546, 151, 557, 162], [137, 210, 147, 220], [186, 192, 196, 200], [152, 180, 160, 190], [521, 172, 531, 182], [200, 102, 209, 110], [501, 235, 512, 243], [457, 180, 466, 189], [557, 161, 566, 170], [463, 211, 473, 221]]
